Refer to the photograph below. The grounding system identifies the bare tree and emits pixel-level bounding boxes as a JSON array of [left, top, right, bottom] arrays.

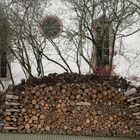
[[0, 3, 15, 89], [2, 0, 73, 79], [62, 0, 140, 75]]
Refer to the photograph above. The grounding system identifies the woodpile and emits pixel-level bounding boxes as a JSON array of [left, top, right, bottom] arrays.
[[0, 92, 5, 131], [126, 88, 140, 128], [4, 85, 19, 132], [2, 73, 140, 136]]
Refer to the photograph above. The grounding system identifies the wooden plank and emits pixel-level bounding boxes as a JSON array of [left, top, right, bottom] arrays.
[[133, 112, 140, 116], [6, 109, 20, 112], [6, 94, 18, 100], [135, 116, 140, 119], [5, 101, 20, 106], [76, 102, 91, 106], [127, 96, 140, 102], [124, 88, 137, 96], [129, 104, 140, 108], [4, 126, 17, 130]]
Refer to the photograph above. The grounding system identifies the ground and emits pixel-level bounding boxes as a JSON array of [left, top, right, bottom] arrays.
[[0, 133, 139, 140]]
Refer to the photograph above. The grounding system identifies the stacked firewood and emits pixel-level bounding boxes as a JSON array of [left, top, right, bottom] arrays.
[[7, 73, 137, 136], [125, 88, 140, 127], [0, 92, 5, 131], [4, 85, 19, 131]]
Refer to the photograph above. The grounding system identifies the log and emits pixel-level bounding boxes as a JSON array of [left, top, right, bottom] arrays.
[[6, 95, 18, 100], [129, 104, 140, 108], [135, 116, 140, 119], [133, 112, 140, 116], [127, 96, 140, 102], [32, 99, 37, 105], [76, 102, 91, 106], [4, 126, 17, 130], [124, 88, 137, 96], [6, 109, 20, 112], [31, 116, 38, 121], [5, 101, 20, 106], [25, 124, 30, 129], [40, 114, 46, 120]]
